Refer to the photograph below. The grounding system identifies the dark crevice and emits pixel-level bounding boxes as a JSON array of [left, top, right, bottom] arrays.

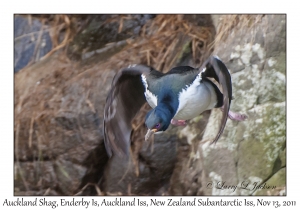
[[77, 140, 109, 195]]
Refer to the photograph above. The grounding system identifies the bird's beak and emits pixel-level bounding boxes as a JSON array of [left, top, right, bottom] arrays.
[[145, 128, 157, 141]]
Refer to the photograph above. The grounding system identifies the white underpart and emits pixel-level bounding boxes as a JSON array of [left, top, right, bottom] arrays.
[[141, 74, 157, 108], [174, 72, 217, 120]]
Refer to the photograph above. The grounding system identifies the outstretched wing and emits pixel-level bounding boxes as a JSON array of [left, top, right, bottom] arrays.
[[200, 56, 232, 144], [103, 65, 153, 157]]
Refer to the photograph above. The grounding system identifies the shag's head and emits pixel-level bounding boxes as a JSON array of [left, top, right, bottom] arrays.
[[144, 108, 171, 140]]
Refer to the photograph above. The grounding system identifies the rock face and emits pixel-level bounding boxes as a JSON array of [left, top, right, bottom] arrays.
[[14, 15, 52, 72], [194, 15, 286, 195], [14, 15, 286, 196]]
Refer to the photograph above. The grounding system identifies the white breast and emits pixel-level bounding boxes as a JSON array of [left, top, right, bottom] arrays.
[[174, 74, 217, 120]]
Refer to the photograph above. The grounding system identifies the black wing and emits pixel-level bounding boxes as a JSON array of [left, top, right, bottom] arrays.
[[200, 56, 232, 144], [103, 65, 154, 157]]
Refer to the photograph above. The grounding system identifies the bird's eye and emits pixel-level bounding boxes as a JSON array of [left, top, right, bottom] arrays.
[[155, 123, 160, 129]]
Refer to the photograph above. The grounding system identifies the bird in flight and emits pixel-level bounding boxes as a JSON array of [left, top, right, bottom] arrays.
[[104, 56, 246, 157]]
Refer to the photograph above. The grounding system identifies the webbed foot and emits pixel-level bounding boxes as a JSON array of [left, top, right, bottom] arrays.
[[228, 110, 247, 121], [171, 119, 187, 126]]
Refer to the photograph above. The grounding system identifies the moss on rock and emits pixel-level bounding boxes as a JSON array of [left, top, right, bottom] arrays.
[[237, 102, 285, 187], [254, 168, 286, 196]]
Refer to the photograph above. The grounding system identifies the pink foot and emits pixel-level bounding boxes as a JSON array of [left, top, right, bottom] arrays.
[[220, 107, 247, 121], [228, 110, 247, 121], [171, 119, 187, 126]]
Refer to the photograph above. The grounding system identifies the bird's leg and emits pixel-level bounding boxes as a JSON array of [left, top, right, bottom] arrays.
[[171, 119, 187, 126], [220, 107, 247, 121]]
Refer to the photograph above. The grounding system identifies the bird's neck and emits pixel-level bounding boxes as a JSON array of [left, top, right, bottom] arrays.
[[155, 93, 178, 122]]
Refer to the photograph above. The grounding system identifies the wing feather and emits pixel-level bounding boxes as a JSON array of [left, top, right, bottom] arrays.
[[200, 56, 232, 144], [104, 65, 153, 157]]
